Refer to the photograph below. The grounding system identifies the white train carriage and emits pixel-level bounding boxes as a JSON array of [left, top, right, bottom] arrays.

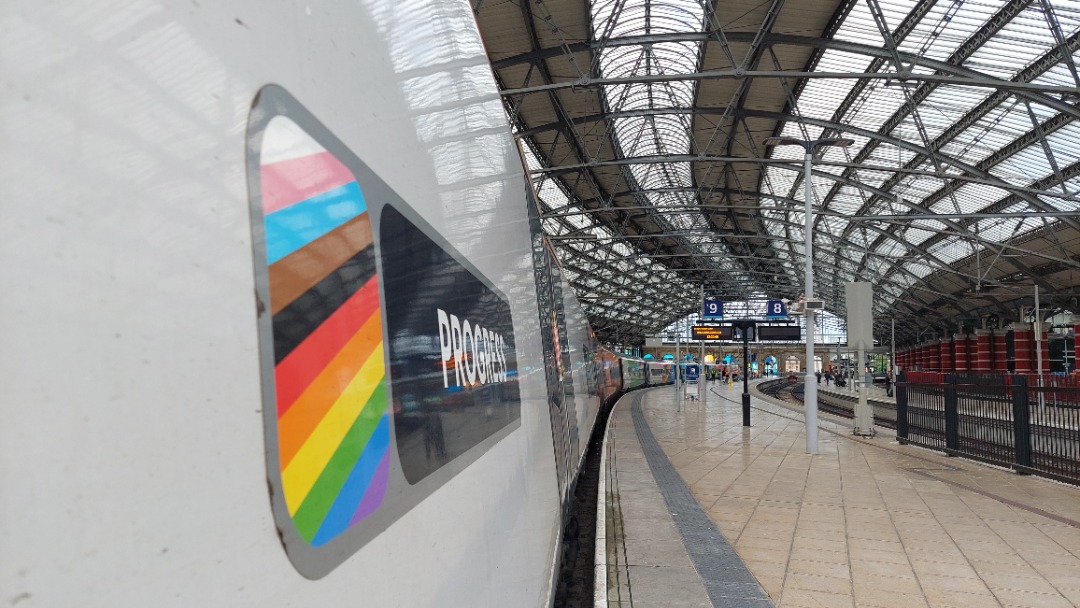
[[0, 1, 627, 606]]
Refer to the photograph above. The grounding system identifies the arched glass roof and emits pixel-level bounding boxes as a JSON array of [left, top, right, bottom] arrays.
[[476, 0, 1080, 346]]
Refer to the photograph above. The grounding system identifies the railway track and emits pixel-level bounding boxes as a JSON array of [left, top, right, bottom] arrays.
[[760, 380, 898, 430]]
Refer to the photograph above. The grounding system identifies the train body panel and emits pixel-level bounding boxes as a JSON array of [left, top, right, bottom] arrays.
[[622, 358, 648, 390], [597, 349, 624, 404], [647, 361, 677, 384], [0, 0, 669, 605], [560, 290, 599, 472], [0, 0, 578, 605]]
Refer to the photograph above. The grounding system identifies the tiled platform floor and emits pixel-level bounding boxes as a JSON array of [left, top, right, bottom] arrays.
[[601, 380, 1080, 608]]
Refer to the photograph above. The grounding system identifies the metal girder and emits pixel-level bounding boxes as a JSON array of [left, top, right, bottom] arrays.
[[821, 0, 1057, 243], [540, 183, 1077, 320], [540, 159, 1078, 271], [580, 20, 738, 287], [500, 67, 1080, 98], [688, 0, 789, 285], [847, 148, 1080, 290], [497, 30, 1080, 116], [543, 199, 1080, 223], [551, 235, 697, 299], [863, 0, 908, 76], [748, 110, 1080, 232], [510, 0, 617, 231], [756, 213, 974, 303], [572, 196, 981, 311], [1037, 0, 1080, 89], [483, 2, 1080, 345], [767, 31, 1080, 120], [850, 160, 1080, 292], [819, 0, 939, 134], [530, 149, 1077, 211], [902, 124, 1080, 254]]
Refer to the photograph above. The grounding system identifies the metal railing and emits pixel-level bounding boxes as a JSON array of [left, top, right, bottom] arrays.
[[896, 372, 1080, 485]]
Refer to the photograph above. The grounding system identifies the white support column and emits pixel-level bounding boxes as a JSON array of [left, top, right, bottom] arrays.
[[764, 135, 853, 453], [803, 150, 818, 454], [700, 284, 706, 404], [675, 320, 681, 406], [1035, 285, 1044, 408]]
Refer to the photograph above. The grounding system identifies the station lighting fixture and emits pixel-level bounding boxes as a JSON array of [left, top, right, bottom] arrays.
[[763, 136, 854, 454]]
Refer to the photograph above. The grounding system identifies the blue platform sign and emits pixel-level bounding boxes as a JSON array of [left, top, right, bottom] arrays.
[[703, 299, 723, 319], [765, 299, 787, 319]]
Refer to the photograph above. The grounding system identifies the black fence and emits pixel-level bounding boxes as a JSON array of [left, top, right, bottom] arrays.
[[897, 372, 1080, 485]]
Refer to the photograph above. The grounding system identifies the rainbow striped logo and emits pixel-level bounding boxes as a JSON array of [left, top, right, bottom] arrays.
[[255, 112, 390, 549], [249, 85, 520, 578]]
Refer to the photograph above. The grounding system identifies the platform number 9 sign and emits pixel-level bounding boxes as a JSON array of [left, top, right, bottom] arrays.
[[766, 300, 787, 318], [703, 299, 723, 319]]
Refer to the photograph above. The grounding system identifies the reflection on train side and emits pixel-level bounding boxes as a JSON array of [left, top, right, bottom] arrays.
[[391, 355, 521, 478]]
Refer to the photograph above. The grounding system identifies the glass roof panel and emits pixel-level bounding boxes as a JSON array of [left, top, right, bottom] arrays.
[[963, 6, 1064, 79], [1041, 190, 1080, 212], [1030, 48, 1080, 87], [975, 204, 1042, 244], [581, 276, 602, 289], [948, 102, 1043, 166], [929, 182, 1008, 214], [895, 0, 990, 62], [760, 0, 1080, 323], [786, 50, 868, 122], [989, 148, 1059, 189], [866, 139, 919, 172], [891, 170, 944, 201], [928, 236, 971, 264], [906, 263, 935, 279], [899, 85, 993, 143], [831, 0, 893, 47], [1037, 124, 1080, 169], [839, 81, 908, 134], [590, 0, 738, 272], [903, 224, 936, 246], [875, 239, 906, 258], [850, 169, 895, 194], [827, 187, 864, 216], [844, 228, 870, 250]]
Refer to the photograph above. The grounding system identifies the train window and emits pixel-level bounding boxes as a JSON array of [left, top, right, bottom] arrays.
[[379, 204, 521, 484]]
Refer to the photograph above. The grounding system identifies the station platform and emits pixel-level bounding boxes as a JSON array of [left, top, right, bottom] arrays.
[[596, 379, 1080, 608]]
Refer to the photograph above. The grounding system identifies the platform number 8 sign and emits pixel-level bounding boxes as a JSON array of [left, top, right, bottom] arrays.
[[766, 300, 787, 318]]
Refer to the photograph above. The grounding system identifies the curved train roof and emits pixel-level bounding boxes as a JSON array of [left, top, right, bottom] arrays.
[[475, 0, 1080, 346]]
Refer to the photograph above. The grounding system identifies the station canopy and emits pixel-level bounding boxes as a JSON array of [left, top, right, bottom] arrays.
[[474, 0, 1080, 345]]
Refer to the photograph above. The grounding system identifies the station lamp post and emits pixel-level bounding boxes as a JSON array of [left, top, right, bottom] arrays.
[[763, 135, 854, 454]]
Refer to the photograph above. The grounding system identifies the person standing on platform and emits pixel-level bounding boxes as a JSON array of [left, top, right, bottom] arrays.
[[885, 371, 893, 397]]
